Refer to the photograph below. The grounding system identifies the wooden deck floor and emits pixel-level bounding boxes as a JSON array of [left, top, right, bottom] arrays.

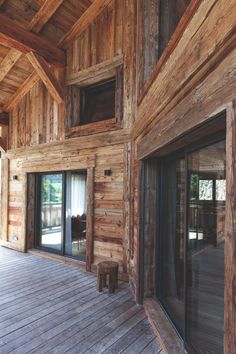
[[0, 247, 163, 354]]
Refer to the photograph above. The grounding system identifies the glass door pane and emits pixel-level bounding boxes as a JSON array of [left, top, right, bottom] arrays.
[[65, 171, 87, 261], [187, 140, 225, 354], [39, 173, 63, 252], [159, 157, 185, 334]]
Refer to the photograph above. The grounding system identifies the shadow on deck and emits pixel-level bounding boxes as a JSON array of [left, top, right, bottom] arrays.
[[0, 247, 163, 354]]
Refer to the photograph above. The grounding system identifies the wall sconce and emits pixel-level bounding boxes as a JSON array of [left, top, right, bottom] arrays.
[[13, 175, 18, 180], [104, 169, 112, 176]]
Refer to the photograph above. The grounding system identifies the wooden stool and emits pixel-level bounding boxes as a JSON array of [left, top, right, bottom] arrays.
[[97, 261, 119, 293]]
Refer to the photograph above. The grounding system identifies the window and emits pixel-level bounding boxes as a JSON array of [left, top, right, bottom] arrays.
[[80, 78, 116, 125], [159, 0, 191, 57], [139, 0, 191, 90], [66, 66, 123, 135]]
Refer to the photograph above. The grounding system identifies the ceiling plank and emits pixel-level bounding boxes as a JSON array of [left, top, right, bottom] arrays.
[[3, 71, 40, 112], [0, 137, 7, 151], [27, 52, 64, 104], [0, 14, 65, 65], [0, 49, 22, 83], [28, 0, 64, 34], [58, 0, 112, 48], [0, 112, 9, 126]]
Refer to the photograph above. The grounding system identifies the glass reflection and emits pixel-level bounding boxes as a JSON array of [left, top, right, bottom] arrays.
[[40, 174, 63, 251], [159, 158, 185, 333], [187, 140, 225, 354]]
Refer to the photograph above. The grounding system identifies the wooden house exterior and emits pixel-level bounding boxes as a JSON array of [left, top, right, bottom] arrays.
[[0, 0, 235, 353]]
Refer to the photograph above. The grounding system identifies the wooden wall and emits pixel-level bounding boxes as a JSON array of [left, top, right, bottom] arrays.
[[3, 139, 129, 270], [129, 0, 236, 304], [0, 0, 136, 278], [66, 0, 124, 76]]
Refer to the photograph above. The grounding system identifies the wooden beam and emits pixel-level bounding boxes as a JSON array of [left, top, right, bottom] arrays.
[[28, 0, 64, 34], [3, 72, 40, 112], [27, 52, 64, 104], [66, 55, 123, 85], [0, 49, 22, 83], [225, 100, 236, 354], [58, 0, 112, 48], [0, 136, 7, 151], [0, 112, 9, 126], [0, 14, 65, 65], [0, 1, 64, 85]]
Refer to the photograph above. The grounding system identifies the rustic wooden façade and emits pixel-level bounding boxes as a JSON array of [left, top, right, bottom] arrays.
[[0, 1, 235, 353]]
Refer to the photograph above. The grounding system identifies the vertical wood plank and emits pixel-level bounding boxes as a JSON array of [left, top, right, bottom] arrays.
[[86, 166, 95, 271], [225, 101, 236, 354], [1, 157, 9, 243], [26, 173, 36, 250]]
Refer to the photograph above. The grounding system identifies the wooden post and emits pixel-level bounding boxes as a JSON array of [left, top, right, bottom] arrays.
[[1, 156, 9, 243], [86, 167, 94, 272], [225, 101, 236, 354]]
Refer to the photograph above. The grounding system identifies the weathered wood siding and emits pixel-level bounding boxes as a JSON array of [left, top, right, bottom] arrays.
[[66, 0, 124, 76], [1, 0, 137, 276], [130, 0, 236, 304]]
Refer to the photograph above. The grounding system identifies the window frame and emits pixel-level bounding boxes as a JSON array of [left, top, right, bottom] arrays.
[[65, 65, 123, 138]]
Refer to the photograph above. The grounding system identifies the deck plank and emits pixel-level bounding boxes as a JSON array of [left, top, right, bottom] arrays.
[[0, 247, 162, 354]]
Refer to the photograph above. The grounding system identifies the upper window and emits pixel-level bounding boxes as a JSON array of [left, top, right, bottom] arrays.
[[66, 65, 123, 136], [139, 0, 191, 90], [159, 0, 191, 57], [80, 78, 116, 125]]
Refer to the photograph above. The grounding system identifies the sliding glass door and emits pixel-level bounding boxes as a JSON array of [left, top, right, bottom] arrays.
[[65, 171, 87, 261], [158, 137, 226, 354], [186, 140, 225, 354], [38, 173, 63, 252], [36, 170, 87, 262]]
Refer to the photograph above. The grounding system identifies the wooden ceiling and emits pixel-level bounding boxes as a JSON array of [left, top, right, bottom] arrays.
[[0, 0, 113, 119]]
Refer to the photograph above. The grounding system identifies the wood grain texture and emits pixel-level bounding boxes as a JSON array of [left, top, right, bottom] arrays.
[[3, 72, 40, 112], [0, 49, 22, 84], [66, 55, 123, 86], [0, 14, 65, 65], [225, 101, 236, 354], [134, 0, 236, 139], [58, 0, 112, 48], [27, 0, 64, 34], [0, 157, 9, 242], [0, 248, 162, 354], [27, 52, 64, 104]]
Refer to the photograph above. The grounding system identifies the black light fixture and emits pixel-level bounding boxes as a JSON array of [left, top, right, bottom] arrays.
[[13, 175, 18, 180], [104, 169, 112, 176]]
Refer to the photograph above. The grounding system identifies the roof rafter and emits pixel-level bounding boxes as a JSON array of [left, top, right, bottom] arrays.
[[0, 49, 22, 83], [28, 0, 64, 34], [58, 0, 112, 48], [0, 14, 65, 66], [3, 71, 40, 112], [0, 0, 65, 86], [27, 52, 64, 104]]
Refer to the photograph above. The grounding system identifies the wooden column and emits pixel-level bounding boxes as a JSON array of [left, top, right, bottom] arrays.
[[86, 167, 94, 272], [0, 156, 9, 243], [225, 101, 236, 354]]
